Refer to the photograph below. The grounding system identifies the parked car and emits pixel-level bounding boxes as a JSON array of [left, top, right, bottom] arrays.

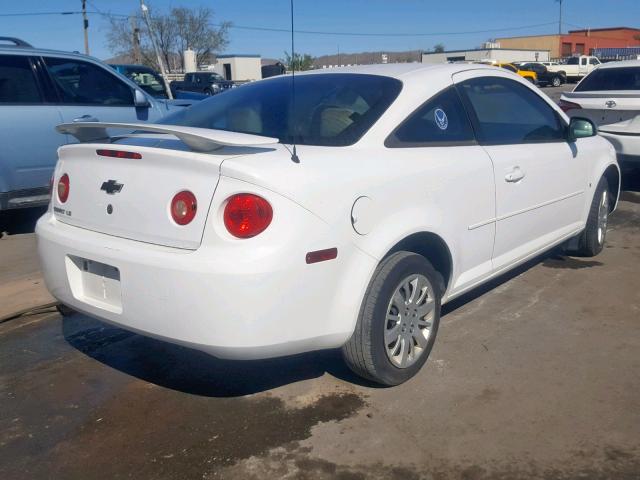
[[495, 62, 538, 84], [110, 64, 207, 102], [560, 60, 640, 168], [0, 37, 189, 211], [170, 71, 234, 97], [548, 56, 602, 82], [518, 62, 566, 87], [38, 63, 620, 386]]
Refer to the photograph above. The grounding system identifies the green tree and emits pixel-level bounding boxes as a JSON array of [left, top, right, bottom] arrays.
[[283, 52, 315, 71]]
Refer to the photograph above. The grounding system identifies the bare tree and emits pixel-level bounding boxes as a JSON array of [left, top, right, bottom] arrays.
[[173, 7, 230, 69], [106, 5, 230, 72]]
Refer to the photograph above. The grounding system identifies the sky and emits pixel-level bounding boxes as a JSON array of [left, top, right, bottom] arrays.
[[1, 0, 638, 61]]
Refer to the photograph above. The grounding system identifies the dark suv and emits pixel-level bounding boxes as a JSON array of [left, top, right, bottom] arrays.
[[170, 71, 234, 96]]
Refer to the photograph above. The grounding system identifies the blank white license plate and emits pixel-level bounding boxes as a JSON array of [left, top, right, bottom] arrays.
[[66, 256, 122, 313]]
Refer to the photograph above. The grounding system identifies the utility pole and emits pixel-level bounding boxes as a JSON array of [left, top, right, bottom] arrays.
[[557, 0, 563, 35], [81, 0, 90, 55], [140, 0, 173, 99], [130, 16, 141, 64]]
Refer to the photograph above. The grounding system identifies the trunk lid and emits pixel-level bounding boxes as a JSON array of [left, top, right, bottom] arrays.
[[563, 91, 640, 127], [53, 143, 229, 249], [52, 123, 278, 249]]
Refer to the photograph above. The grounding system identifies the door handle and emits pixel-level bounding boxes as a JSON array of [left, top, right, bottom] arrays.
[[73, 115, 99, 123], [505, 166, 525, 183]]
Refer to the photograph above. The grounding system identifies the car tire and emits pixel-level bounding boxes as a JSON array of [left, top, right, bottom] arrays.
[[552, 76, 562, 87], [342, 251, 444, 386], [574, 177, 611, 257], [204, 88, 213, 96]]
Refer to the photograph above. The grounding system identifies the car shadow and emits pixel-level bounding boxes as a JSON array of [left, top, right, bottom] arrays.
[[0, 207, 47, 236], [621, 167, 640, 195], [62, 314, 376, 397]]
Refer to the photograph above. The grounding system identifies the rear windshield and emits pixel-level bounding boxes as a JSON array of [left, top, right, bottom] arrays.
[[160, 73, 402, 146], [575, 67, 640, 91]]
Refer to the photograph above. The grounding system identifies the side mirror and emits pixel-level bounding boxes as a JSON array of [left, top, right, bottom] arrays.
[[133, 89, 151, 108], [567, 117, 596, 142]]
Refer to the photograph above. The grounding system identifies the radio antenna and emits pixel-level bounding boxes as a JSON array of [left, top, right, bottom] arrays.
[[289, 0, 300, 163]]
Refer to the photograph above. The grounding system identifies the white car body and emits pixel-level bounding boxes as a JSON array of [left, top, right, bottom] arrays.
[[548, 56, 602, 81], [561, 60, 640, 166], [37, 63, 620, 363]]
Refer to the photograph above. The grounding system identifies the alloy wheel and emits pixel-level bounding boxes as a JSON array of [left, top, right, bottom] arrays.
[[384, 274, 436, 368]]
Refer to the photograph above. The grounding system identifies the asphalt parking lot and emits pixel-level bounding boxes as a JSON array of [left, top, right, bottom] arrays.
[[1, 86, 639, 480]]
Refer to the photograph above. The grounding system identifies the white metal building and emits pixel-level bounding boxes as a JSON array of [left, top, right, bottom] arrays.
[[422, 47, 551, 64], [209, 54, 262, 81]]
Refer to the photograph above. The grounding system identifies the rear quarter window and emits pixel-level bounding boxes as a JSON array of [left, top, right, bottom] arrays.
[[386, 87, 475, 147], [0, 55, 42, 104]]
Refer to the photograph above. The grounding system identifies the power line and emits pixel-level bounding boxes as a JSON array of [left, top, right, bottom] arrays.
[[213, 21, 560, 37], [0, 11, 559, 38]]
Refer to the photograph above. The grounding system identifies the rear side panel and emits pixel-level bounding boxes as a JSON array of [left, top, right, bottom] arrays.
[[53, 144, 226, 249]]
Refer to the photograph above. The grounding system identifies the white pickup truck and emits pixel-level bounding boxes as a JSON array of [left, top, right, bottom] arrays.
[[548, 56, 602, 82]]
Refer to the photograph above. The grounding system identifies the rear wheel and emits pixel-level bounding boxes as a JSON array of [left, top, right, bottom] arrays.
[[204, 88, 213, 96], [551, 75, 562, 87], [342, 251, 443, 386], [574, 177, 610, 257]]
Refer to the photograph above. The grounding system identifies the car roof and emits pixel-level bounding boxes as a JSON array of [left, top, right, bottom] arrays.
[[295, 62, 496, 80], [0, 44, 104, 62], [111, 64, 155, 70], [597, 60, 640, 69]]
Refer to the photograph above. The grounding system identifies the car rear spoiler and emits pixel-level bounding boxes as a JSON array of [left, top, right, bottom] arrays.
[[56, 122, 279, 152]]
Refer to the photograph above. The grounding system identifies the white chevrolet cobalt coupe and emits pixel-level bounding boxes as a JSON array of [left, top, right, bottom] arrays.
[[37, 64, 620, 385]]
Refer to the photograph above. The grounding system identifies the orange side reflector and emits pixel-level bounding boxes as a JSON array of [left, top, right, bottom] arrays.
[[306, 248, 338, 264]]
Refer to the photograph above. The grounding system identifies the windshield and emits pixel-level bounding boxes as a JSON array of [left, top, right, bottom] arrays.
[[121, 67, 168, 98], [208, 73, 224, 82], [575, 67, 640, 91], [159, 73, 402, 146]]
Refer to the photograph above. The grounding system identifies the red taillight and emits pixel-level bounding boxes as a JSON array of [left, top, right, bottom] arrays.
[[96, 149, 142, 159], [170, 191, 197, 225], [559, 99, 581, 113], [57, 174, 70, 203], [223, 194, 273, 238]]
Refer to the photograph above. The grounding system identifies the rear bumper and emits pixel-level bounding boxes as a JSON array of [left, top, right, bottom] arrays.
[[599, 131, 640, 165], [0, 187, 50, 211], [36, 213, 375, 360]]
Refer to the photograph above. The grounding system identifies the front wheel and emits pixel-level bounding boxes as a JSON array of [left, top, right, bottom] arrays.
[[551, 76, 562, 87], [342, 252, 443, 386], [574, 177, 611, 257]]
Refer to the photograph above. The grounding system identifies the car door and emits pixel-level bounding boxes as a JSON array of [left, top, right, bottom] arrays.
[[42, 55, 154, 125], [385, 86, 496, 295], [0, 54, 63, 206], [454, 71, 587, 271]]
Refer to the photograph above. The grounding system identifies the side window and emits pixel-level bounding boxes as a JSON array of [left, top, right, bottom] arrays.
[[0, 55, 42, 104], [386, 87, 475, 147], [44, 57, 133, 106], [501, 64, 517, 73], [458, 76, 564, 145]]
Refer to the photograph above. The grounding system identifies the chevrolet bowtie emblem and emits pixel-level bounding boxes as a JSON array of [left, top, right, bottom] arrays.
[[100, 180, 124, 195]]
